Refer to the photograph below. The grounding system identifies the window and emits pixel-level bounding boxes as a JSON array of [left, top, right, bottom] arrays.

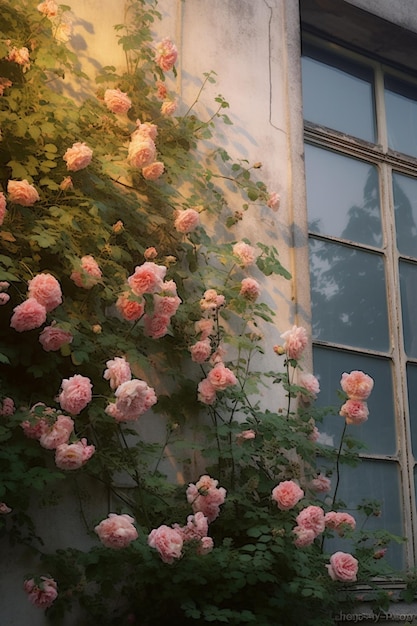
[[302, 35, 417, 570]]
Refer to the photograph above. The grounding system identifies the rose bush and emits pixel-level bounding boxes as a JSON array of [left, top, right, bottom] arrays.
[[0, 1, 403, 625]]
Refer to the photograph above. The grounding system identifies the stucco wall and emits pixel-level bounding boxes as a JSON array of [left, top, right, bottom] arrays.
[[346, 0, 417, 31]]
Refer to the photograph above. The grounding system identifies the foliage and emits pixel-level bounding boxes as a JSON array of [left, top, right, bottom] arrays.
[[0, 1, 403, 624]]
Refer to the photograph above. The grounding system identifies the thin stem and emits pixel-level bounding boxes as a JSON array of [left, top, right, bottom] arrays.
[[331, 421, 347, 510]]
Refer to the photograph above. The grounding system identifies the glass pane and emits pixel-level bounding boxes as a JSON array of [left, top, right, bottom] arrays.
[[302, 46, 375, 142], [305, 144, 382, 247], [313, 346, 396, 456], [309, 238, 389, 351], [400, 260, 417, 358], [385, 75, 417, 159], [407, 364, 417, 457], [323, 461, 404, 570], [393, 172, 417, 258]]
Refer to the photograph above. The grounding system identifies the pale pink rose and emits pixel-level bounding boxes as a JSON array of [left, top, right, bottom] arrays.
[[155, 38, 178, 72], [39, 415, 74, 450], [105, 402, 126, 423], [293, 526, 316, 548], [37, 0, 58, 17], [114, 379, 157, 421], [116, 293, 145, 321], [24, 576, 58, 609], [236, 429, 256, 444], [324, 512, 356, 536], [156, 81, 167, 100], [59, 176, 73, 191], [104, 88, 132, 114], [7, 47, 30, 67], [148, 525, 183, 563], [95, 513, 138, 549], [281, 325, 308, 361], [0, 77, 12, 97], [207, 363, 237, 391], [132, 121, 158, 141], [195, 318, 214, 339], [21, 409, 49, 439], [10, 298, 47, 332], [70, 255, 102, 289], [373, 548, 387, 560], [339, 399, 369, 425], [112, 220, 123, 233], [190, 338, 212, 364], [267, 192, 280, 211], [58, 374, 92, 415], [161, 99, 177, 116], [0, 293, 9, 305], [144, 247, 158, 260], [104, 357, 132, 390], [39, 324, 73, 352], [143, 313, 170, 339], [55, 20, 72, 43], [340, 370, 374, 400], [326, 551, 358, 582], [197, 378, 217, 405], [142, 161, 164, 181], [55, 438, 95, 470], [128, 137, 157, 169], [28, 273, 62, 312], [197, 536, 214, 555], [310, 474, 331, 493], [296, 505, 325, 536], [186, 475, 226, 523], [174, 208, 200, 234], [174, 512, 209, 542], [239, 277, 261, 301], [272, 480, 304, 511], [0, 191, 7, 225], [0, 502, 11, 514], [299, 372, 320, 400], [200, 289, 225, 312], [0, 281, 9, 291], [233, 241, 257, 267], [128, 262, 166, 296], [7, 179, 40, 206], [63, 142, 93, 172], [0, 397, 15, 416], [153, 292, 181, 317]]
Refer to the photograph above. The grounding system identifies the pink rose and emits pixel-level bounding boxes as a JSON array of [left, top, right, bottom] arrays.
[[24, 576, 58, 609], [116, 293, 145, 321], [95, 513, 138, 549], [113, 379, 157, 421], [63, 142, 93, 171], [39, 415, 74, 449], [179, 512, 209, 541], [104, 88, 132, 114], [143, 313, 170, 339], [7, 179, 40, 206], [310, 474, 331, 493], [104, 356, 132, 390], [153, 292, 181, 317], [28, 273, 62, 312], [58, 374, 92, 415], [293, 526, 316, 548], [128, 137, 157, 169], [272, 480, 304, 510], [0, 77, 12, 97], [161, 99, 178, 116], [326, 551, 358, 582], [190, 338, 212, 363], [155, 38, 178, 72], [55, 438, 95, 470], [197, 378, 217, 405], [197, 536, 214, 555], [37, 0, 58, 17], [0, 293, 9, 305], [133, 121, 158, 141], [295, 505, 325, 536], [280, 325, 308, 361], [195, 318, 214, 339], [70, 255, 102, 289], [7, 47, 30, 67], [39, 324, 73, 352], [10, 298, 47, 332], [200, 289, 225, 312], [59, 176, 73, 191], [239, 277, 261, 301], [127, 262, 166, 296], [144, 247, 158, 260], [148, 525, 183, 563], [299, 372, 320, 400], [186, 475, 226, 523], [324, 512, 356, 536], [339, 399, 369, 425], [233, 241, 256, 267], [174, 208, 200, 234], [156, 81, 167, 100], [142, 161, 165, 181], [340, 370, 374, 400], [0, 502, 11, 514], [0, 191, 7, 225], [0, 397, 15, 416], [267, 191, 280, 211], [207, 363, 237, 391]]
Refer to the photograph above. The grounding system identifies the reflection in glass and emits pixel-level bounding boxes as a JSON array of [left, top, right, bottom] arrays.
[[385, 75, 417, 159], [302, 47, 375, 142], [313, 346, 396, 456], [400, 260, 417, 358], [407, 364, 417, 457], [305, 144, 382, 247], [324, 461, 404, 570], [393, 172, 417, 258], [310, 239, 389, 351]]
